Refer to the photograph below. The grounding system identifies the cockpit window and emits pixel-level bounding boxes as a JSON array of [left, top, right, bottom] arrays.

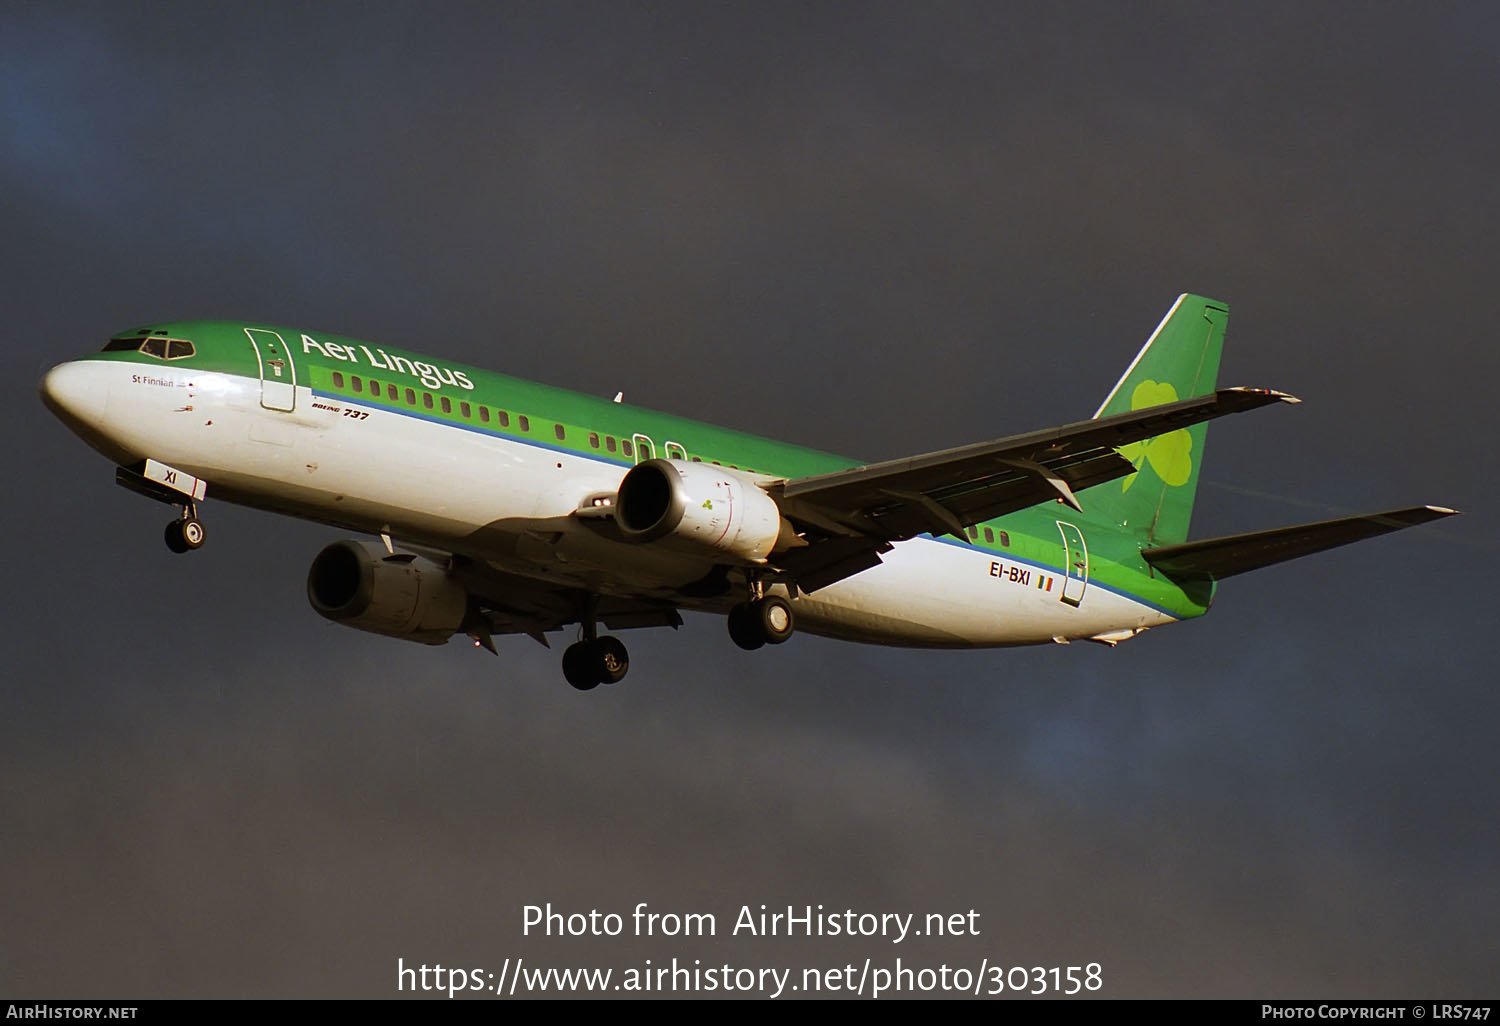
[[101, 336, 197, 360]]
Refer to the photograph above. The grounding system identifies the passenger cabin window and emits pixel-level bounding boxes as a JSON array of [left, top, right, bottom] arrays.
[[605, 436, 616, 453], [967, 526, 979, 540], [554, 424, 566, 441], [440, 396, 451, 414], [622, 439, 633, 458], [998, 531, 1010, 547], [480, 406, 490, 423], [498, 411, 511, 428], [460, 401, 471, 418], [519, 415, 530, 432], [404, 388, 416, 405], [332, 371, 345, 388], [387, 384, 397, 400], [588, 432, 600, 449], [352, 376, 362, 392], [367, 377, 379, 395], [983, 527, 994, 544]]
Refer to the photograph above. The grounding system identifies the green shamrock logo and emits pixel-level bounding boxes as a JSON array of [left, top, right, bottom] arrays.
[[1119, 380, 1193, 492]]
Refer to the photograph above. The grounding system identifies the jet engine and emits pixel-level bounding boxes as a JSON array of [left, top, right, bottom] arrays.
[[614, 459, 796, 562], [306, 540, 467, 644]]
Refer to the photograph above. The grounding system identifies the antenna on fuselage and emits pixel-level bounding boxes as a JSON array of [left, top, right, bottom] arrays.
[[612, 392, 624, 403]]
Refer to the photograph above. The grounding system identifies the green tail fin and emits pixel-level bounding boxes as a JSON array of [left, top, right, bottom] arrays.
[[1088, 294, 1228, 545]]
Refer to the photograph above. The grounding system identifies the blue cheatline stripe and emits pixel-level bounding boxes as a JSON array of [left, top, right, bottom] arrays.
[[314, 388, 636, 467], [314, 388, 1190, 621]]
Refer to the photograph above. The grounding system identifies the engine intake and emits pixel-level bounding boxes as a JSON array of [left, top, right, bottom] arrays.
[[307, 540, 467, 644]]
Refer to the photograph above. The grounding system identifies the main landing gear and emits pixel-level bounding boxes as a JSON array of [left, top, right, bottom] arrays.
[[559, 586, 795, 689], [164, 503, 206, 554], [561, 636, 629, 691], [727, 594, 795, 651], [561, 597, 629, 691]]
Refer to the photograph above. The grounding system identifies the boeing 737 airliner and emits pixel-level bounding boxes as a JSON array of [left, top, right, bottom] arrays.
[[41, 295, 1455, 689]]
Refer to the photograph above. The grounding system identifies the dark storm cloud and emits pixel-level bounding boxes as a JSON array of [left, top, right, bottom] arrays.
[[3, 0, 1496, 998]]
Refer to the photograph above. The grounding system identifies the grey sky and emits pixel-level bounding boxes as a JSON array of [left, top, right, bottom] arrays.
[[3, 1, 1495, 997]]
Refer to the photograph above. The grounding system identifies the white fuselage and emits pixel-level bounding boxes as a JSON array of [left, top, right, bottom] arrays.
[[44, 359, 1180, 648]]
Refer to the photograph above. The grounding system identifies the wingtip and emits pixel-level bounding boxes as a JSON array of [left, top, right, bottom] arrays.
[[1425, 505, 1462, 516], [1223, 386, 1301, 404]]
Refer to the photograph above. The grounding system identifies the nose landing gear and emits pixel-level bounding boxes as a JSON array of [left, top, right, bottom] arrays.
[[163, 499, 206, 554], [164, 514, 206, 553], [113, 461, 210, 555]]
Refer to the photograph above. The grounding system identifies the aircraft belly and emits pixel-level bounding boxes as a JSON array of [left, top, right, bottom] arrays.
[[790, 537, 1173, 647]]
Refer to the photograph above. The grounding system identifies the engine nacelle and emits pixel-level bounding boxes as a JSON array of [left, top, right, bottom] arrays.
[[306, 540, 468, 645], [614, 459, 792, 562]]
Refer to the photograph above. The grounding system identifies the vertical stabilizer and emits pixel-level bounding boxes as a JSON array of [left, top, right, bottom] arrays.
[[1088, 294, 1228, 544]]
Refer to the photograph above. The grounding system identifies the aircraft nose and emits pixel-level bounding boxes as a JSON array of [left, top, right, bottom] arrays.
[[40, 360, 110, 429]]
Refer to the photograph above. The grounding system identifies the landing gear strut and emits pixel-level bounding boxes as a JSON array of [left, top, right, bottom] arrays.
[[164, 502, 206, 554], [561, 596, 629, 690], [727, 594, 794, 650]]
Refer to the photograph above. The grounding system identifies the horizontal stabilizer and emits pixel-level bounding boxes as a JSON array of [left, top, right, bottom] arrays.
[[1141, 505, 1459, 580]]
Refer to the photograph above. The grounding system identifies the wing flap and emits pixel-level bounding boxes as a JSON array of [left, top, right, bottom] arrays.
[[771, 536, 890, 593], [1140, 506, 1459, 580]]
